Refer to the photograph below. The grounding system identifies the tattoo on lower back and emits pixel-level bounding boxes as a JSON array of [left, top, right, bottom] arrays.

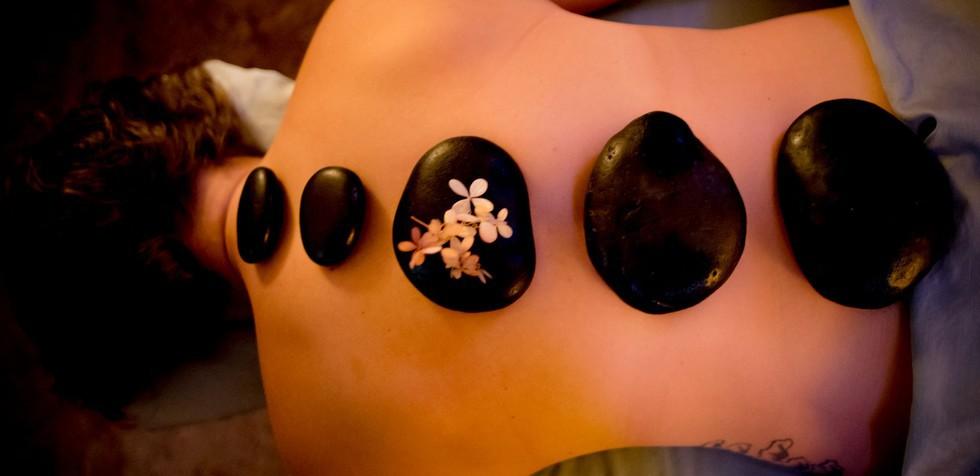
[[702, 438, 843, 475]]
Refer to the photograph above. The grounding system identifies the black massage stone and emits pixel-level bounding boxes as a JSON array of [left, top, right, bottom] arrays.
[[299, 166, 366, 266], [585, 111, 746, 314], [393, 136, 535, 313], [237, 167, 284, 263], [777, 98, 955, 309]]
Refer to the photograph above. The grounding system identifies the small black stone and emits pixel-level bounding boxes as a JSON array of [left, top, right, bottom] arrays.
[[237, 167, 284, 263], [299, 166, 366, 266], [585, 111, 746, 314], [777, 98, 955, 309], [393, 137, 535, 312]]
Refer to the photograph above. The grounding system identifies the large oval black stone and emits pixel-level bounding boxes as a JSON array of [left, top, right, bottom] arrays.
[[777, 99, 955, 308], [237, 167, 284, 263], [585, 111, 746, 314], [393, 137, 535, 313], [299, 166, 366, 266]]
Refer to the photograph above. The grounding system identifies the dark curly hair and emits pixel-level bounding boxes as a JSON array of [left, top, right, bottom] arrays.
[[1, 65, 249, 418]]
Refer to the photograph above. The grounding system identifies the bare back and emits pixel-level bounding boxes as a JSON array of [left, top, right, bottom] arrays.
[[228, 1, 910, 473]]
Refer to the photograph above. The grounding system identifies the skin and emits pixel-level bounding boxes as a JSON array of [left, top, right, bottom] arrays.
[[193, 1, 911, 474]]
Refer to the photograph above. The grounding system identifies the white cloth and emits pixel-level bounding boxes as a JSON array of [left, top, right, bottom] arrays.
[[202, 59, 295, 152]]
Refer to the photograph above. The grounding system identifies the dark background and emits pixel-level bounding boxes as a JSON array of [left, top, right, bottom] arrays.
[[2, 0, 331, 158], [1, 2, 331, 474]]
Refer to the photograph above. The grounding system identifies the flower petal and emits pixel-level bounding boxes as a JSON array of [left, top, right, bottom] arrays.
[[497, 208, 508, 221], [479, 221, 498, 243], [452, 198, 472, 215], [445, 223, 470, 238], [473, 198, 494, 215], [443, 209, 457, 224], [420, 231, 441, 247], [441, 248, 459, 267], [449, 179, 469, 197], [498, 223, 513, 239], [456, 213, 479, 224], [441, 224, 458, 238], [397, 241, 417, 252], [411, 226, 422, 241], [461, 234, 475, 251], [427, 219, 443, 234], [409, 251, 425, 269], [469, 178, 488, 197], [421, 245, 443, 254]]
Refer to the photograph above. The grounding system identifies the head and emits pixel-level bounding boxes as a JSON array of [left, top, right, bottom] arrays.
[[1, 65, 256, 417]]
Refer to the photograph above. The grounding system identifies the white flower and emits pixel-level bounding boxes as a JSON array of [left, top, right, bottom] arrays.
[[397, 177, 510, 283], [478, 208, 513, 244], [397, 226, 442, 269], [440, 237, 491, 283], [411, 216, 444, 237], [460, 252, 492, 283], [441, 209, 477, 244], [440, 236, 474, 279], [449, 178, 494, 216]]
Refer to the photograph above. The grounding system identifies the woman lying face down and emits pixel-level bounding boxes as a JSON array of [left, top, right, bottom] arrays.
[[5, 0, 920, 474]]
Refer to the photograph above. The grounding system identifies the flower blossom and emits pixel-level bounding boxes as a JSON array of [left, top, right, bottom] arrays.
[[441, 209, 477, 245], [396, 177, 513, 283], [460, 252, 492, 283], [397, 226, 442, 269], [440, 236, 492, 283], [478, 208, 512, 244], [440, 236, 472, 279], [449, 178, 493, 216]]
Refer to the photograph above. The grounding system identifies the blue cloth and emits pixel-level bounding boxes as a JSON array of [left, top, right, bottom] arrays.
[[850, 1, 980, 474]]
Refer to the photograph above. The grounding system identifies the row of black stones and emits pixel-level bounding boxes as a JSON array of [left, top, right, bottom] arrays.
[[584, 101, 953, 313], [239, 99, 954, 314], [236, 166, 365, 266]]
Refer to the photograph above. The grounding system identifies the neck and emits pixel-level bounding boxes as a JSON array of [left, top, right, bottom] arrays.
[[182, 156, 263, 286]]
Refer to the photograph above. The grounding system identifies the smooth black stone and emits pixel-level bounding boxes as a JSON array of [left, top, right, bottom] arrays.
[[299, 166, 366, 266], [237, 167, 284, 263], [393, 137, 535, 313], [585, 111, 746, 314], [778, 98, 955, 309]]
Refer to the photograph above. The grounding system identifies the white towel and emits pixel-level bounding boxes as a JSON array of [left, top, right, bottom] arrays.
[[202, 59, 295, 153]]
